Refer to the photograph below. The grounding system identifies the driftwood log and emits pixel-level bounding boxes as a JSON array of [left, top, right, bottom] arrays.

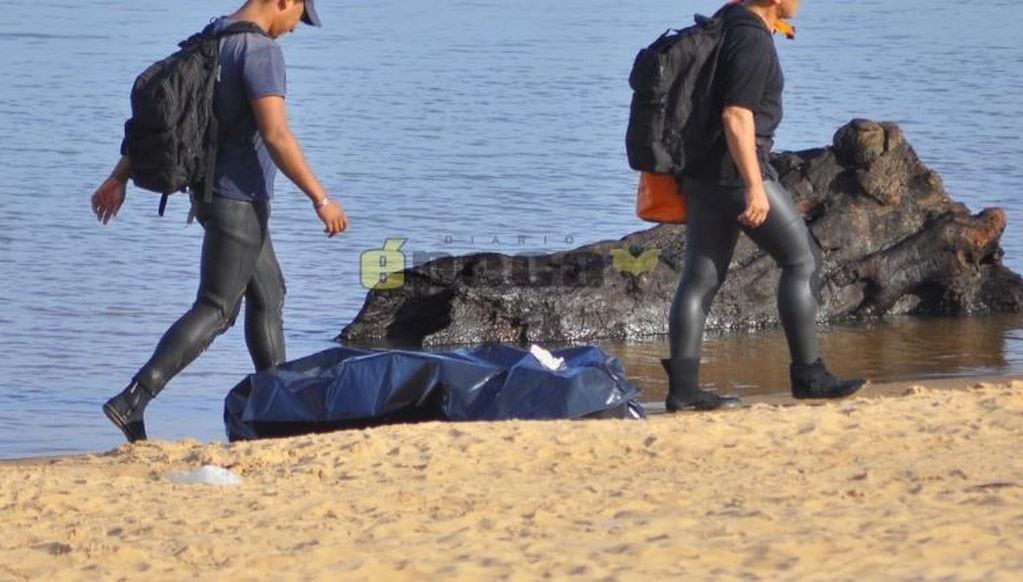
[[341, 120, 1023, 347]]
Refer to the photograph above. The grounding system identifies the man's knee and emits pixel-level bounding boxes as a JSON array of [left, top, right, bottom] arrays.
[[193, 296, 241, 332], [779, 235, 823, 299], [781, 251, 818, 283], [247, 277, 286, 316], [682, 258, 726, 297]]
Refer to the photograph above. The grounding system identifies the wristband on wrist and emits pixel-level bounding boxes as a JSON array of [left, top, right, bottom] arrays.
[[314, 197, 332, 209]]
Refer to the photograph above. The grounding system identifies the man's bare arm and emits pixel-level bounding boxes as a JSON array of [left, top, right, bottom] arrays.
[[721, 105, 769, 228], [251, 95, 348, 237]]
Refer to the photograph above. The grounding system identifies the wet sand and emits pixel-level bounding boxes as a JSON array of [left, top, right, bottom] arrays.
[[2, 377, 1023, 580]]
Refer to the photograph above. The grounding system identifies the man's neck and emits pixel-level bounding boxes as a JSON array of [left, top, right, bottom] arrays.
[[742, 1, 780, 32], [229, 4, 274, 35]]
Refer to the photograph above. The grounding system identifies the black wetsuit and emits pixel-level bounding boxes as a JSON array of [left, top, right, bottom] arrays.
[[134, 195, 286, 394], [134, 20, 290, 394], [670, 5, 822, 366]]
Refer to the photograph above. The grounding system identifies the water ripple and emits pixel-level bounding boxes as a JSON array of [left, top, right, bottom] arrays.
[[2, 0, 1022, 458]]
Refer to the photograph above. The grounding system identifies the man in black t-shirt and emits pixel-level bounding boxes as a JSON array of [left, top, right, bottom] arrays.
[[691, 1, 785, 189], [663, 0, 868, 412]]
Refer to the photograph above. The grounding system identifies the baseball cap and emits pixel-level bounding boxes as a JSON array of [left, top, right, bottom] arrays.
[[301, 0, 322, 27]]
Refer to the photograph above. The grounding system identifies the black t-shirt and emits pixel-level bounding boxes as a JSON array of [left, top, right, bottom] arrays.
[[688, 5, 784, 185]]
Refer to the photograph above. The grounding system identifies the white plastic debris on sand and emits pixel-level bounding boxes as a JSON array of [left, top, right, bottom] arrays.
[[165, 465, 244, 486]]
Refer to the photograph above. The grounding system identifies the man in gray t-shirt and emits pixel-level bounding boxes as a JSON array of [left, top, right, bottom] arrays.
[[91, 0, 349, 443], [212, 15, 287, 201]]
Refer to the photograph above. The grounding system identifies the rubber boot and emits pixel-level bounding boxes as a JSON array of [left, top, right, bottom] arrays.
[[662, 358, 741, 412], [790, 359, 867, 400], [102, 380, 157, 443]]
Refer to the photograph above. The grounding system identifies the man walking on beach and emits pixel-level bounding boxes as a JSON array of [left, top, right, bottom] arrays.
[[663, 0, 867, 411], [91, 0, 348, 443]]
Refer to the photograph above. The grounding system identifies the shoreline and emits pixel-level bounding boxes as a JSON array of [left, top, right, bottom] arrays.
[[0, 374, 1019, 466], [2, 375, 1022, 578]]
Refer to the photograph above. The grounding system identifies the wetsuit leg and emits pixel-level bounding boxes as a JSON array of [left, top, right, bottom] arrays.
[[243, 213, 286, 371], [743, 181, 822, 365], [668, 190, 741, 360], [677, 177, 823, 365], [134, 196, 268, 393]]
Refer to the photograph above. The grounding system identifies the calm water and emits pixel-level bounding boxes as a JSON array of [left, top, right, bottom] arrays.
[[1, 1, 1021, 459]]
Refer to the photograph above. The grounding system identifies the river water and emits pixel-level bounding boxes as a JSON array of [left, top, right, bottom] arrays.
[[1, 0, 1021, 458]]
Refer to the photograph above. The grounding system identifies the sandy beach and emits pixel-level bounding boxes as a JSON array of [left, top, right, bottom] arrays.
[[2, 378, 1023, 580]]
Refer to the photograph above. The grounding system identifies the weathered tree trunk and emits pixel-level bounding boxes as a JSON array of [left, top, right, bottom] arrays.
[[341, 120, 1023, 347]]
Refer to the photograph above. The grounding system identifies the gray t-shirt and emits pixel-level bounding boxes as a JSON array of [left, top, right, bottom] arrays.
[[212, 17, 287, 202]]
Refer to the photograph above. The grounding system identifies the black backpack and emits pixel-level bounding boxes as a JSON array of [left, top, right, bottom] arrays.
[[121, 21, 268, 215], [625, 14, 726, 175]]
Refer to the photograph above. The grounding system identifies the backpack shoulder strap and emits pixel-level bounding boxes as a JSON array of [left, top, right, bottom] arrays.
[[190, 20, 271, 204], [215, 21, 272, 39], [180, 20, 270, 47]]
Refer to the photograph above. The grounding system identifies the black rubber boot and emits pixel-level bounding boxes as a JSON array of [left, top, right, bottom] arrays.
[[662, 358, 741, 412], [102, 380, 157, 443], [790, 359, 867, 400]]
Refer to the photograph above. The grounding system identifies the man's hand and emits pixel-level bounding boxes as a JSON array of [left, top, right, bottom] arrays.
[[92, 177, 126, 224], [316, 199, 349, 237], [738, 183, 770, 228]]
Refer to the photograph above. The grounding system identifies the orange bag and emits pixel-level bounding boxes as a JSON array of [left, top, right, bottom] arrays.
[[636, 172, 687, 224]]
